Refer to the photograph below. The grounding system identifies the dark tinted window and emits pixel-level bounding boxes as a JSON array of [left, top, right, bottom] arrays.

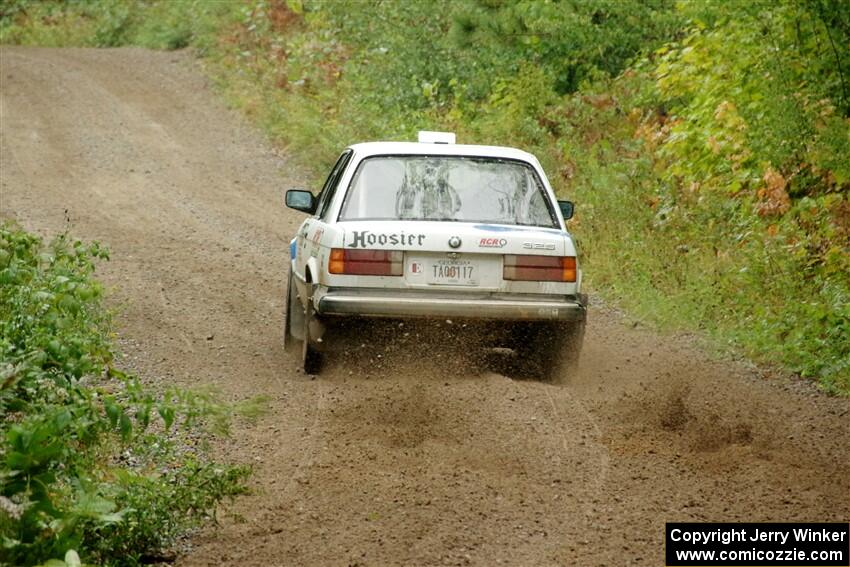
[[315, 150, 353, 219], [339, 156, 556, 227]]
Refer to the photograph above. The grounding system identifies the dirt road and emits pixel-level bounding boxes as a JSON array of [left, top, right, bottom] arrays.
[[1, 47, 848, 566]]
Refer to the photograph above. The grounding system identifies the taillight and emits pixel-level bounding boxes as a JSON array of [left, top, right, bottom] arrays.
[[329, 249, 403, 276], [503, 255, 576, 282]]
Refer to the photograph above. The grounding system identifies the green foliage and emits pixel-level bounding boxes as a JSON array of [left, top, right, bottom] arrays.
[[0, 225, 249, 566], [32, 549, 82, 567], [78, 460, 247, 562], [450, 0, 682, 94], [628, 0, 850, 389], [0, 0, 239, 51], [190, 0, 684, 180]]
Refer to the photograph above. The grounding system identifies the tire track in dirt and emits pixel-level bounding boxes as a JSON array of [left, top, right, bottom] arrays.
[[2, 47, 847, 567]]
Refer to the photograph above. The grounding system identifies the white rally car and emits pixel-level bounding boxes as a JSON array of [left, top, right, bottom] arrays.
[[284, 132, 586, 378]]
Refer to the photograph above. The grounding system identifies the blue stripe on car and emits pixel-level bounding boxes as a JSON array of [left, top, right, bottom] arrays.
[[474, 224, 564, 234]]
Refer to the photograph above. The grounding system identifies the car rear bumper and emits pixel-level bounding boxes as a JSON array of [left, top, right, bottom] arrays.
[[316, 288, 586, 322]]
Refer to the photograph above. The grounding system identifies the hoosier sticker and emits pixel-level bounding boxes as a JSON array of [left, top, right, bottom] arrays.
[[348, 230, 425, 248]]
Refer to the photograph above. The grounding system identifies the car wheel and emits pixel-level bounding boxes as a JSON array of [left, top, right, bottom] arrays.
[[556, 320, 585, 383], [512, 321, 584, 383], [301, 284, 322, 375]]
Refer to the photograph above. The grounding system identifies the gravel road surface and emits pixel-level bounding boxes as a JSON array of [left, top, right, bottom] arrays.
[[1, 47, 848, 566]]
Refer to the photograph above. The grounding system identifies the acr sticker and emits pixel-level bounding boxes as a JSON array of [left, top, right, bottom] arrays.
[[348, 230, 425, 248], [479, 237, 507, 248]]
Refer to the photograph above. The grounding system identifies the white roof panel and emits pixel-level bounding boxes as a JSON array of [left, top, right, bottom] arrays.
[[348, 141, 538, 163]]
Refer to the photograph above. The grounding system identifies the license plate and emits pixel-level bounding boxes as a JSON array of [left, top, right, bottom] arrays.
[[427, 258, 478, 286]]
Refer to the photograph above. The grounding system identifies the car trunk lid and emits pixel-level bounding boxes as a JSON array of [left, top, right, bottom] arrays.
[[337, 221, 567, 291]]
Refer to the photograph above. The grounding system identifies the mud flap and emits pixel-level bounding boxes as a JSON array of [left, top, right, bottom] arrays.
[[285, 271, 305, 345], [302, 285, 323, 374]]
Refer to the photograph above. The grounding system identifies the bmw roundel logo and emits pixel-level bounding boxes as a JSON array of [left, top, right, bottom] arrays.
[[448, 236, 462, 249]]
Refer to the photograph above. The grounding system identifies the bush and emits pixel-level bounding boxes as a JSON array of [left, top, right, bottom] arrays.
[[0, 225, 248, 566]]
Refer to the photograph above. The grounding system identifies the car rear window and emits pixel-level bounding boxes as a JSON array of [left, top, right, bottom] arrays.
[[338, 156, 557, 228]]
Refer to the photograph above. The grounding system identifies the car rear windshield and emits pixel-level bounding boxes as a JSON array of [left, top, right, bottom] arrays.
[[338, 156, 558, 228]]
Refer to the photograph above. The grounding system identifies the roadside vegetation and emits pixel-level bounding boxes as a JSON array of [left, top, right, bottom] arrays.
[[1, 0, 847, 394], [0, 225, 249, 566]]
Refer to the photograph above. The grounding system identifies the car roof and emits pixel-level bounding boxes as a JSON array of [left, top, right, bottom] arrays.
[[348, 141, 538, 163]]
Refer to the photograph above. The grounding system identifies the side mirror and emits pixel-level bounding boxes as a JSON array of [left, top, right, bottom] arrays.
[[558, 200, 575, 220], [286, 189, 317, 214]]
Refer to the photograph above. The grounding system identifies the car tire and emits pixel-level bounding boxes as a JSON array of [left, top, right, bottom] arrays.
[[301, 284, 322, 375], [555, 320, 585, 383], [512, 321, 584, 383]]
